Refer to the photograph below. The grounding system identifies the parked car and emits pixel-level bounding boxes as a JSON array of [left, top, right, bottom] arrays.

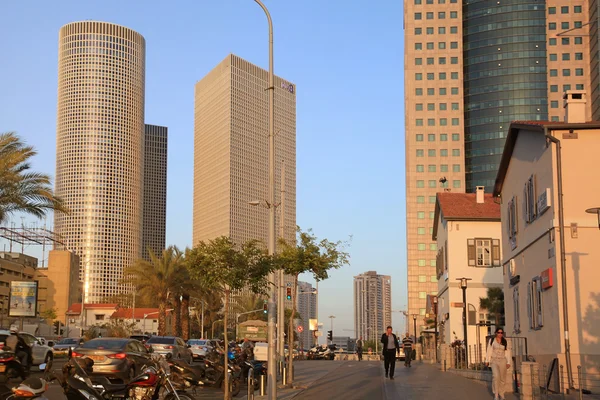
[[0, 330, 53, 365], [187, 339, 212, 361], [129, 334, 151, 344], [71, 338, 152, 383], [145, 336, 193, 364], [52, 337, 84, 357]]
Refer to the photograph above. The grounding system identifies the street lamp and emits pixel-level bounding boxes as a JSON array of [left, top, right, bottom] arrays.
[[457, 278, 472, 366], [433, 296, 438, 363], [328, 315, 336, 343], [586, 207, 600, 229], [412, 314, 417, 340]]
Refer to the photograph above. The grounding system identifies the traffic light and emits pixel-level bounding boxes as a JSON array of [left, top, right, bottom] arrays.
[[327, 330, 333, 341], [286, 287, 292, 300], [263, 301, 268, 314]]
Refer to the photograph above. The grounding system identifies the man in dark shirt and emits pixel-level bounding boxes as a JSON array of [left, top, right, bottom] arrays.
[[380, 326, 400, 379], [402, 333, 414, 367], [356, 336, 363, 361]]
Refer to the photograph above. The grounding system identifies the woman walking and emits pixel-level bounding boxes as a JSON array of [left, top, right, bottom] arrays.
[[485, 328, 511, 400]]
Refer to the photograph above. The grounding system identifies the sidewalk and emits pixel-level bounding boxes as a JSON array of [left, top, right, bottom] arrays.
[[383, 362, 518, 400], [240, 361, 343, 400]]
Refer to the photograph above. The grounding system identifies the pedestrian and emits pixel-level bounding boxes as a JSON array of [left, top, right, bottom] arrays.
[[402, 333, 413, 367], [356, 336, 363, 361], [485, 327, 511, 400], [380, 326, 400, 379]]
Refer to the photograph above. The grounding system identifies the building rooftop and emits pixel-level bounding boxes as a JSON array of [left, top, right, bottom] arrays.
[[111, 307, 160, 320], [493, 120, 600, 196], [433, 192, 501, 240], [66, 303, 119, 315]]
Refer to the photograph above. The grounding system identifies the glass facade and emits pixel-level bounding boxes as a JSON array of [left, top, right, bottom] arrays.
[[463, 0, 548, 191]]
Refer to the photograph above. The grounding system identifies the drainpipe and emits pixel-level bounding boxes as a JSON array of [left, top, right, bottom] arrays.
[[545, 128, 573, 389]]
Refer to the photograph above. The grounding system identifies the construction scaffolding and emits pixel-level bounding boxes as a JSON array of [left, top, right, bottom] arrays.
[[0, 226, 68, 268]]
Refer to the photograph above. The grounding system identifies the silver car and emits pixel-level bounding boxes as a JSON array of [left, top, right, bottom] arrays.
[[187, 339, 214, 361], [145, 336, 193, 364]]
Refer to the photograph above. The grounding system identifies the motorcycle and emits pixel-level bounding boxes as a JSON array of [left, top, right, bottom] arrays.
[[62, 355, 193, 400], [4, 360, 54, 400], [0, 352, 28, 382], [168, 350, 242, 397]]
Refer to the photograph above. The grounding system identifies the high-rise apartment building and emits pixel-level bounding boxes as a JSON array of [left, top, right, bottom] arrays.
[[353, 271, 391, 342], [404, 0, 594, 328], [296, 281, 316, 349], [142, 124, 168, 260], [193, 53, 296, 249], [55, 21, 166, 303]]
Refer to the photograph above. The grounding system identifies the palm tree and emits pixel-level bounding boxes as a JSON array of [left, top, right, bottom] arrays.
[[479, 287, 505, 327], [125, 247, 184, 335], [232, 293, 267, 324], [0, 132, 67, 223]]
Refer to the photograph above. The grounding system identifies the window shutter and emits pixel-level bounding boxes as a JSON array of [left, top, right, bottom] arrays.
[[527, 282, 533, 329], [492, 239, 501, 266], [513, 196, 518, 234], [467, 239, 476, 266], [536, 278, 544, 328], [513, 287, 520, 333], [532, 174, 538, 219], [523, 185, 530, 223], [444, 240, 448, 271]]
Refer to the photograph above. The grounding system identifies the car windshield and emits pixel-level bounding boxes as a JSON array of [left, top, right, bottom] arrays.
[[188, 340, 206, 346], [81, 339, 127, 350], [58, 338, 78, 345], [146, 337, 175, 345]]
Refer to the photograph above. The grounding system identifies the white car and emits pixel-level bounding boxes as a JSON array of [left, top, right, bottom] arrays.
[[0, 330, 54, 365]]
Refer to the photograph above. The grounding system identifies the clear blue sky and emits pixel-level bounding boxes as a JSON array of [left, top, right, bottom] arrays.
[[0, 0, 407, 337]]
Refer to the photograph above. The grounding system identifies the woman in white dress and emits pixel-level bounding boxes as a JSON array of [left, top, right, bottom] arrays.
[[485, 327, 511, 400]]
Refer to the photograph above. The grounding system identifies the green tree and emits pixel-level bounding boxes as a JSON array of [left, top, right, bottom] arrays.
[[277, 227, 350, 386], [103, 319, 137, 338], [0, 132, 67, 223], [124, 246, 185, 335], [479, 287, 505, 327], [187, 236, 273, 399], [40, 307, 57, 323], [190, 291, 223, 338]]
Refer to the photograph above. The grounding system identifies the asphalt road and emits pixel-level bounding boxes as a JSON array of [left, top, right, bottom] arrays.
[[294, 361, 384, 400]]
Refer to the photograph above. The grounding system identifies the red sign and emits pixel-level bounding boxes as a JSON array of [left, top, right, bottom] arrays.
[[297, 326, 304, 333], [541, 268, 554, 289]]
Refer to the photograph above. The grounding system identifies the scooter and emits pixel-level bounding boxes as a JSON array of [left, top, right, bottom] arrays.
[[7, 360, 54, 400], [0, 352, 28, 383]]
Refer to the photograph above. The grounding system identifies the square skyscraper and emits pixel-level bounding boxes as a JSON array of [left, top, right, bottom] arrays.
[[193, 54, 296, 248]]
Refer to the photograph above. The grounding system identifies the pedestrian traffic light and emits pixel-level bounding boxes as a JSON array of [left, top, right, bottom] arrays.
[[286, 287, 292, 300], [263, 301, 268, 314], [327, 330, 333, 341]]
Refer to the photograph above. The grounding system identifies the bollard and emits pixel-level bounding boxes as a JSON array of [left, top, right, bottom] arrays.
[[260, 375, 266, 396], [283, 366, 287, 386], [543, 364, 548, 399], [247, 368, 255, 400], [444, 359, 446, 372], [578, 366, 583, 400]]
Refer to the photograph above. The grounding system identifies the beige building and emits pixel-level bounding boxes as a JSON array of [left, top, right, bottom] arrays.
[[35, 250, 81, 325], [193, 54, 296, 248], [432, 189, 503, 353], [494, 92, 600, 377], [403, 0, 466, 323], [142, 124, 168, 260], [353, 271, 392, 342]]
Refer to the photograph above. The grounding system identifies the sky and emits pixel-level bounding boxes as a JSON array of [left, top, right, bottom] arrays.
[[0, 0, 407, 337]]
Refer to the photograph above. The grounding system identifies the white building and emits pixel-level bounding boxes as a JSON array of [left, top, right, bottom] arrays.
[[432, 187, 503, 358], [296, 281, 316, 349], [354, 271, 392, 342]]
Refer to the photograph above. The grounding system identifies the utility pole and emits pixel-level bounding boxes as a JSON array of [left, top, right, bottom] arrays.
[[278, 160, 286, 368]]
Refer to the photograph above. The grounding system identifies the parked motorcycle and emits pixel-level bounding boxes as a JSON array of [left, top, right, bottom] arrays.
[[0, 352, 28, 382], [5, 360, 53, 400]]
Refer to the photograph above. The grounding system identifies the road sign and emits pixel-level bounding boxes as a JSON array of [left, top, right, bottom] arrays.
[[297, 325, 304, 333], [451, 302, 465, 308], [314, 331, 323, 337]]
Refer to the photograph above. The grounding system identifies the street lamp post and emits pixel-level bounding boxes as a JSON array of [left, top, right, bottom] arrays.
[[433, 296, 438, 363], [412, 314, 417, 340], [328, 315, 335, 343], [457, 278, 472, 367], [251, 1, 276, 397]]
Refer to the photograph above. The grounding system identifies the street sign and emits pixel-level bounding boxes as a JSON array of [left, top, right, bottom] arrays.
[[314, 331, 323, 337], [297, 325, 304, 333], [451, 302, 464, 308]]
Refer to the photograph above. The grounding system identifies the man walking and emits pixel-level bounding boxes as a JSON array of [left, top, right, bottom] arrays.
[[356, 336, 364, 361], [380, 326, 400, 379], [402, 333, 414, 367]]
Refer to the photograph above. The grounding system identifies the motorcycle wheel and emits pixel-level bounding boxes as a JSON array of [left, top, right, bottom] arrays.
[[221, 378, 241, 397]]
